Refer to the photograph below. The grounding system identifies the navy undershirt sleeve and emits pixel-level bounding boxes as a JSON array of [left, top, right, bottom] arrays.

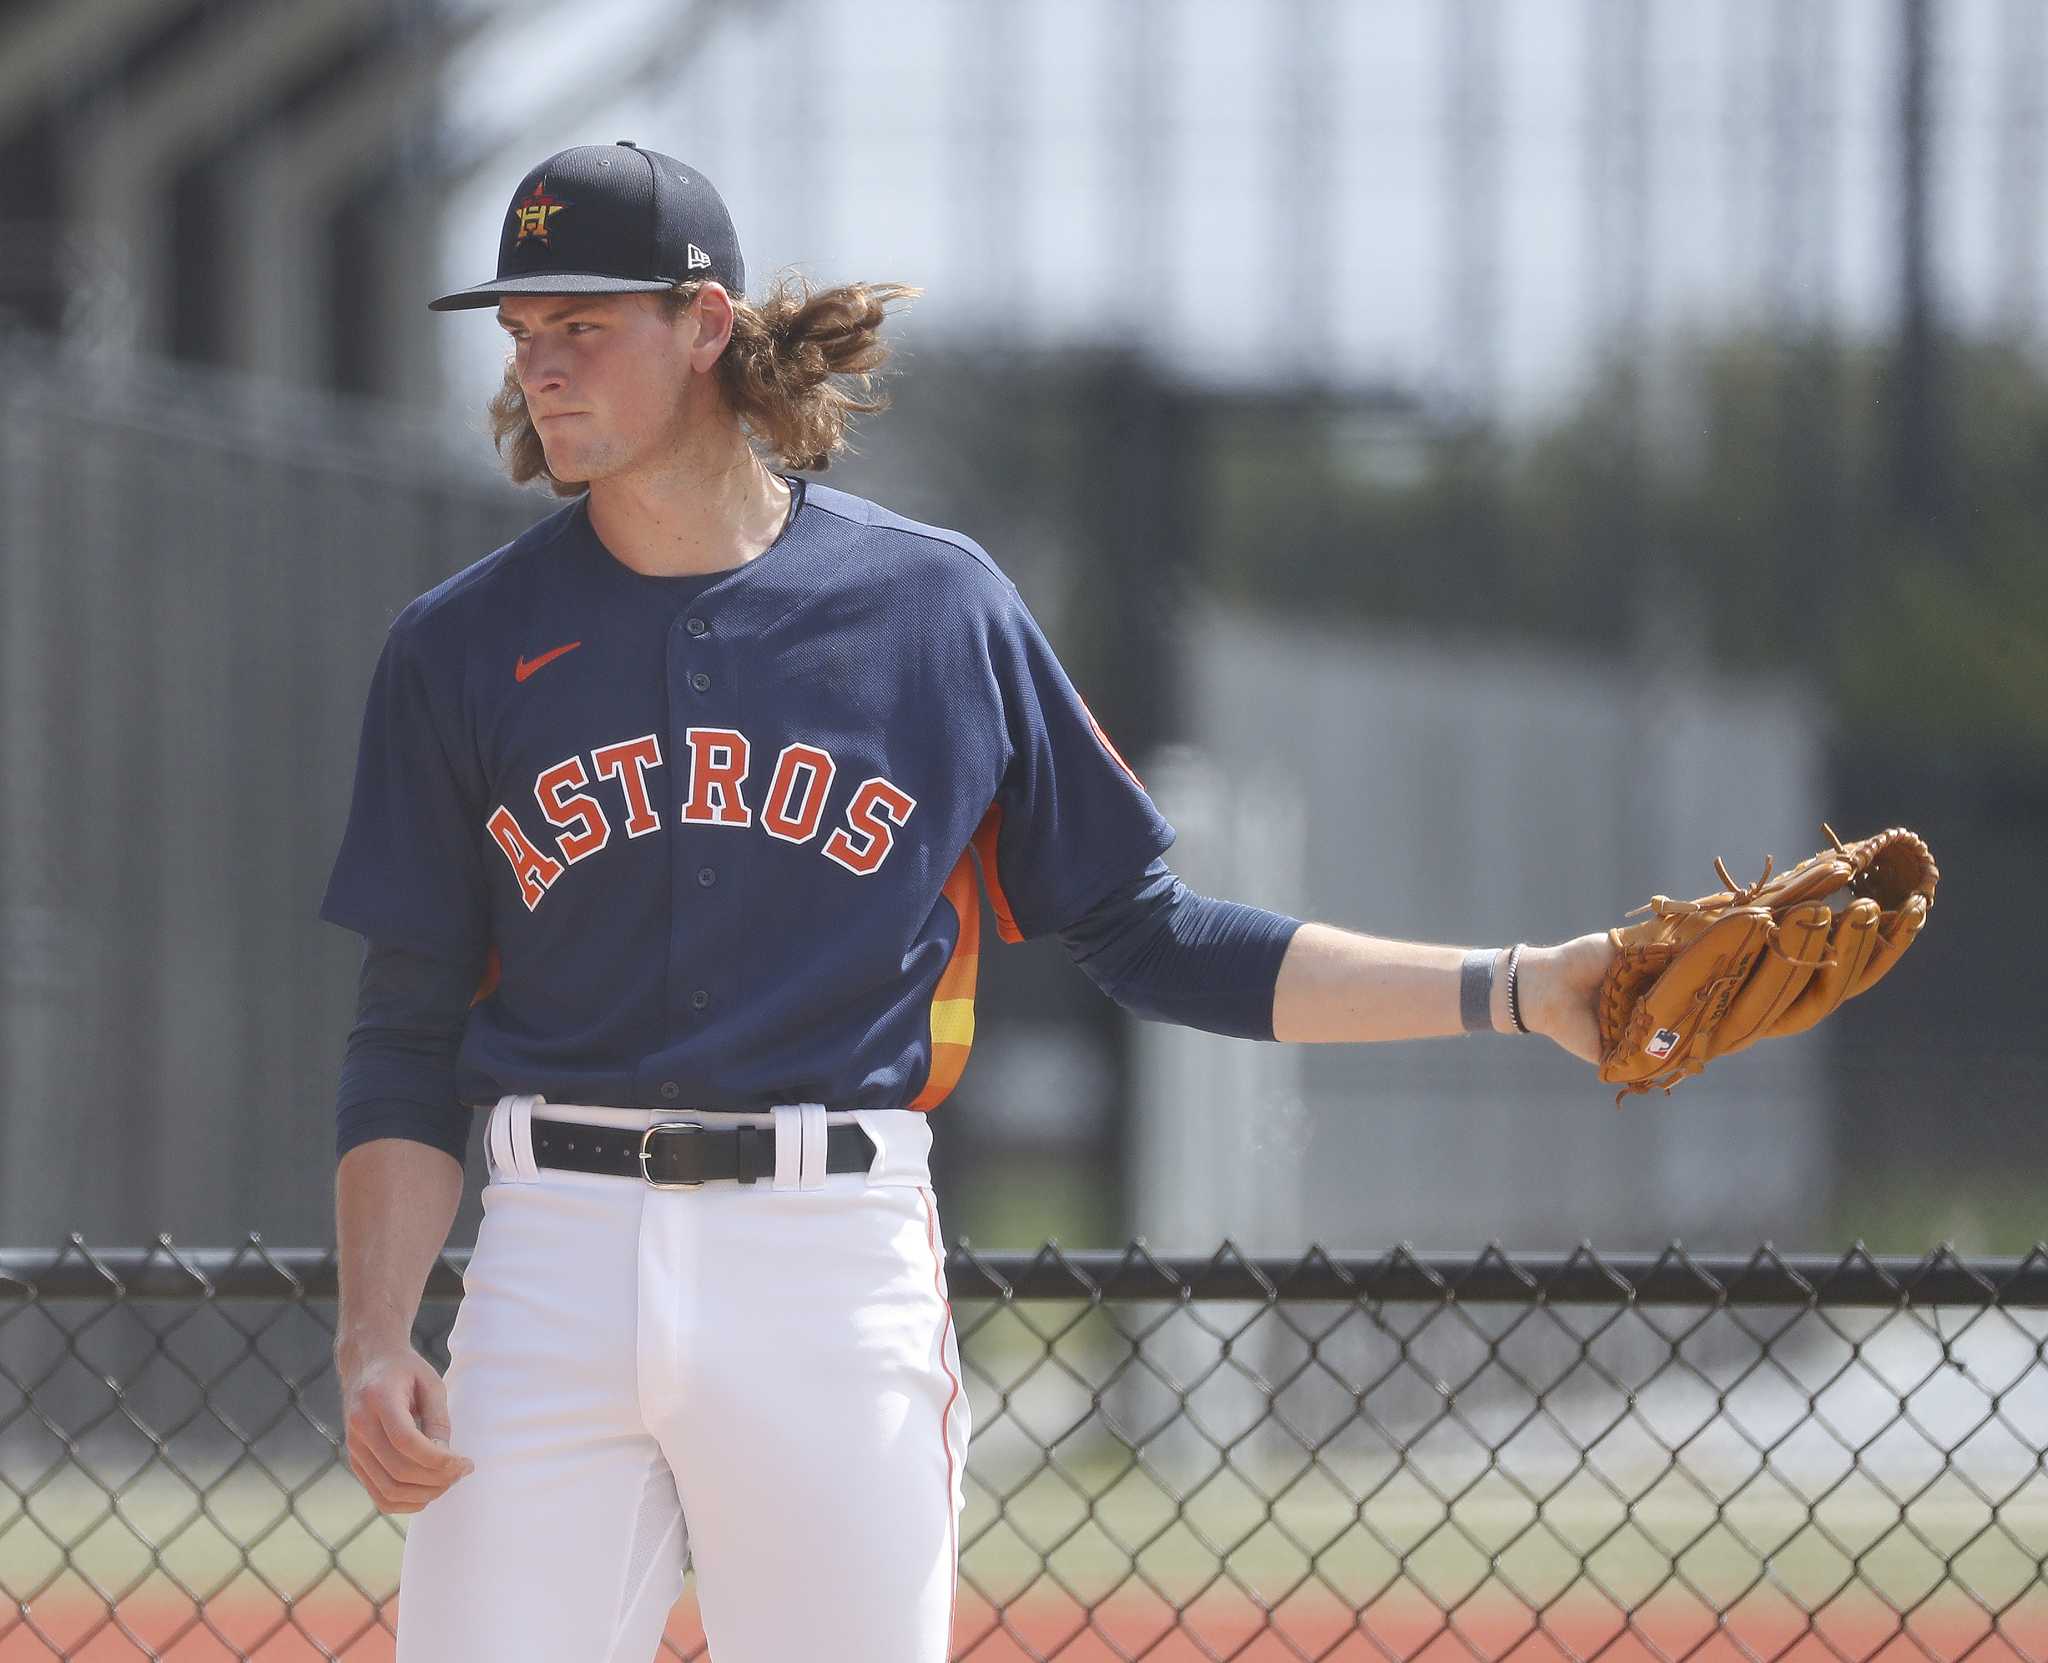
[[1056, 857, 1305, 1041], [334, 941, 477, 1163]]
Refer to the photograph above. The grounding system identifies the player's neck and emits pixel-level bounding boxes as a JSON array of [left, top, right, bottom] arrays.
[[583, 425, 790, 580]]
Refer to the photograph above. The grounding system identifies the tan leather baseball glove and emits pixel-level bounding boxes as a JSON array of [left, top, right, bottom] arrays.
[[1597, 825, 1938, 1104]]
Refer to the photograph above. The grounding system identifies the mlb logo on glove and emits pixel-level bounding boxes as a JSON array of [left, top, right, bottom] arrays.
[[1646, 1028, 1681, 1060]]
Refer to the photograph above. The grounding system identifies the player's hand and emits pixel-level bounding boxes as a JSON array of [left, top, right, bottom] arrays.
[[339, 1346, 474, 1515], [1519, 932, 1616, 1066]]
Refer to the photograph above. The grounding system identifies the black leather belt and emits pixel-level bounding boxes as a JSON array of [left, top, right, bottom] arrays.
[[527, 1116, 874, 1188]]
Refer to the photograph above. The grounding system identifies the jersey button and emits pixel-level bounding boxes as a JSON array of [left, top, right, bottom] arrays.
[[697, 866, 716, 887], [690, 671, 711, 692], [690, 989, 710, 1011], [685, 616, 709, 637], [659, 1080, 681, 1101]]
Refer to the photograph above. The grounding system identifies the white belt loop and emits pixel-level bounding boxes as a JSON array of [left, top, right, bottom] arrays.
[[798, 1104, 828, 1190], [486, 1095, 518, 1182], [772, 1106, 802, 1191], [505, 1093, 543, 1183]]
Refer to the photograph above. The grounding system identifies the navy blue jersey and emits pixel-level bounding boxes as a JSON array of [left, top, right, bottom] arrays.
[[320, 480, 1177, 1114]]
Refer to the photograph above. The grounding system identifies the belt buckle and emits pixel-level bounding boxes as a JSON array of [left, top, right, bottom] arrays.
[[639, 1121, 706, 1189]]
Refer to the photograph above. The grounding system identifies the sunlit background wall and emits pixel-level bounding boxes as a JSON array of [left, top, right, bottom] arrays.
[[1, 0, 2041, 1256]]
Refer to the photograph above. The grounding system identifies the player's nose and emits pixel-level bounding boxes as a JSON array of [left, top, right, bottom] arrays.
[[518, 356, 569, 397], [514, 341, 570, 396]]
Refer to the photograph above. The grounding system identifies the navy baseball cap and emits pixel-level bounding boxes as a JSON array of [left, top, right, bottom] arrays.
[[428, 140, 745, 312]]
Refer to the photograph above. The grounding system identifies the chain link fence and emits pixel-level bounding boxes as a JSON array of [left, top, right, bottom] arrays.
[[3, 1239, 2046, 1661]]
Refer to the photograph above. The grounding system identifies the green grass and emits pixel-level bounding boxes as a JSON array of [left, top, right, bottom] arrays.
[[7, 1450, 2043, 1659]]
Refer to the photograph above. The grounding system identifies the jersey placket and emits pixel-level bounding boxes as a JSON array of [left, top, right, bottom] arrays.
[[651, 606, 743, 1104]]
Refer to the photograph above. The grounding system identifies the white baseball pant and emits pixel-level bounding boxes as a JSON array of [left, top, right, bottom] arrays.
[[392, 1095, 970, 1663]]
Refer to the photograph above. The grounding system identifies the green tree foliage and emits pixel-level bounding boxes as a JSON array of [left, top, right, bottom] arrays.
[[1200, 328, 2048, 759]]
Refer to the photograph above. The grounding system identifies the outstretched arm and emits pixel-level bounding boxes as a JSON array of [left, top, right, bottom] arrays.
[[1271, 925, 1613, 1062], [1059, 859, 1615, 1064]]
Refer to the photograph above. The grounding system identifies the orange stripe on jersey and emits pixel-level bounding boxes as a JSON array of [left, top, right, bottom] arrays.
[[1081, 696, 1147, 790], [908, 849, 981, 1111], [471, 944, 501, 1007], [969, 801, 1022, 945]]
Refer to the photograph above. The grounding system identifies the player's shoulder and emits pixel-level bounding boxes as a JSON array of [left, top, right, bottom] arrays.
[[387, 497, 585, 645], [798, 479, 1019, 603]]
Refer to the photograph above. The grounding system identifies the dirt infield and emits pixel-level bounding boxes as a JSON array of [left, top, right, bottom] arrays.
[[5, 1583, 2044, 1661], [948, 1584, 2048, 1662]]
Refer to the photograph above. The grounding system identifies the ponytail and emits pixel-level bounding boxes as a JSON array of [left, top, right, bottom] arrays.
[[697, 275, 918, 472]]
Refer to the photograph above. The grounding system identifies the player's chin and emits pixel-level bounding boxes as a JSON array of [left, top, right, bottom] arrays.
[[538, 444, 596, 485]]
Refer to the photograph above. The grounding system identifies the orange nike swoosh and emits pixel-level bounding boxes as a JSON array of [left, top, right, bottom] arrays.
[[515, 640, 582, 682]]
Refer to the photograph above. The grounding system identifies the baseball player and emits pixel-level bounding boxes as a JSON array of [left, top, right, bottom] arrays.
[[322, 141, 1615, 1663]]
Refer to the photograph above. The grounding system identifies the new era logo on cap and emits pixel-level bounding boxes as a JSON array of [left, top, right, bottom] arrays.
[[687, 245, 711, 272]]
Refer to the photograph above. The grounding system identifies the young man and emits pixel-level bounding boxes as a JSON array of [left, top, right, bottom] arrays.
[[322, 141, 1614, 1663]]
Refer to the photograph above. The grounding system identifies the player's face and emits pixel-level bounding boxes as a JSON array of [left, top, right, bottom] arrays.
[[496, 293, 702, 484]]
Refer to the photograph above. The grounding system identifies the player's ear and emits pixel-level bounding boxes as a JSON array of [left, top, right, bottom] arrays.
[[681, 283, 736, 373]]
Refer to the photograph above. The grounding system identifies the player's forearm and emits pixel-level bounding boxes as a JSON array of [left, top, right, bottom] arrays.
[[1270, 924, 1618, 1060], [334, 1138, 464, 1370], [1270, 924, 1516, 1043]]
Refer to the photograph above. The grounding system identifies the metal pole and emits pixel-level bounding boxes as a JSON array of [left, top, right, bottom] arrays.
[[1894, 0, 1944, 530]]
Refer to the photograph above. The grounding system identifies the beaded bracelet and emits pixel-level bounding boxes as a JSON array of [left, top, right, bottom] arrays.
[[1505, 943, 1531, 1035]]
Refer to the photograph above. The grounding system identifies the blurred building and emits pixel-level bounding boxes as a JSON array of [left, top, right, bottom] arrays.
[[1131, 607, 1832, 1254], [0, 0, 474, 401]]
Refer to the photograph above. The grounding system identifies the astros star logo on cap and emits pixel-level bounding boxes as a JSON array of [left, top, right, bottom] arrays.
[[511, 178, 567, 245]]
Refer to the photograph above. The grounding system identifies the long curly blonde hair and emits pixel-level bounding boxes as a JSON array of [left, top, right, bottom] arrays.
[[485, 275, 919, 494]]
